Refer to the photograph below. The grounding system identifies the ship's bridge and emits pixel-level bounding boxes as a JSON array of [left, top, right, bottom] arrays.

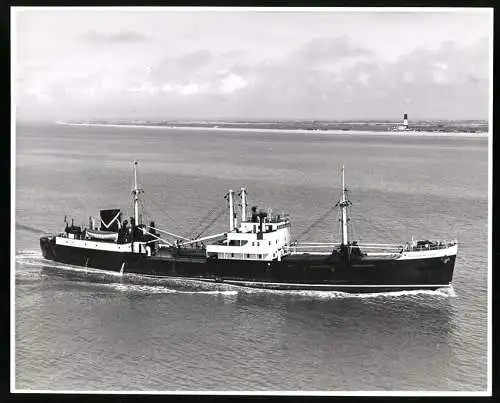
[[206, 211, 291, 261]]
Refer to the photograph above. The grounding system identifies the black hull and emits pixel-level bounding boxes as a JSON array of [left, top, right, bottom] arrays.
[[40, 237, 455, 293]]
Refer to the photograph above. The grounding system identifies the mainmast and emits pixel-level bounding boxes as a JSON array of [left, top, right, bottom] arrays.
[[132, 161, 144, 226], [337, 165, 352, 246]]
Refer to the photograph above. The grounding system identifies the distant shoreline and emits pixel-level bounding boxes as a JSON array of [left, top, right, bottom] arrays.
[[55, 121, 489, 138]]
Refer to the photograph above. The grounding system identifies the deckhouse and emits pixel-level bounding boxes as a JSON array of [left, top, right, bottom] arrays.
[[205, 188, 291, 261]]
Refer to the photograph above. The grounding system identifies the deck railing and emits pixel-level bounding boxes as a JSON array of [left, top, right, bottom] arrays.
[[404, 241, 457, 252], [288, 239, 457, 254]]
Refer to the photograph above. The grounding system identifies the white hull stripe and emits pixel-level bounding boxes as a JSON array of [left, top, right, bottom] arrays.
[[397, 245, 458, 260], [55, 237, 137, 252]]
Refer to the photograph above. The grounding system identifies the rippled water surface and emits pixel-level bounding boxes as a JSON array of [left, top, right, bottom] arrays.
[[14, 123, 489, 392]]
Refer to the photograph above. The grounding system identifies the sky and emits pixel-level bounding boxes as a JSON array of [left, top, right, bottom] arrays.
[[13, 8, 492, 121]]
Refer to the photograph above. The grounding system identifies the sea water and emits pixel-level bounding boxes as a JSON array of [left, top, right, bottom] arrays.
[[14, 122, 488, 392]]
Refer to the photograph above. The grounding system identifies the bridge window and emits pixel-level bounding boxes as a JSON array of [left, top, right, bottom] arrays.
[[228, 239, 248, 246], [258, 254, 262, 259]]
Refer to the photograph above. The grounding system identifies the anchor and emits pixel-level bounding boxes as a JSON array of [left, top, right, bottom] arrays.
[[120, 262, 126, 275]]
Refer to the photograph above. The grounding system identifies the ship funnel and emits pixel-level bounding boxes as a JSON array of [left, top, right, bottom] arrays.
[[403, 112, 408, 128], [251, 206, 258, 223], [100, 209, 122, 232]]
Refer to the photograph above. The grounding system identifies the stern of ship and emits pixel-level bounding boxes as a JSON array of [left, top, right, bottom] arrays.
[[40, 236, 57, 261]]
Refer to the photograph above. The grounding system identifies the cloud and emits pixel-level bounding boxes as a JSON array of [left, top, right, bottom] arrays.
[[213, 37, 489, 120], [179, 83, 204, 95], [16, 34, 489, 121], [291, 36, 373, 67], [82, 30, 149, 44], [177, 50, 213, 70], [220, 73, 247, 93], [129, 81, 159, 95]]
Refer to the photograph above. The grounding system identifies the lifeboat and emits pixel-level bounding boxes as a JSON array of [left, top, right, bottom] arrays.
[[86, 229, 118, 242]]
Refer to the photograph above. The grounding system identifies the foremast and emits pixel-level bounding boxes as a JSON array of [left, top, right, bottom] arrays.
[[132, 161, 144, 226]]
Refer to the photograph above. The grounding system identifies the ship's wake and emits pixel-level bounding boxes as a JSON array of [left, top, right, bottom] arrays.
[[210, 284, 456, 300], [15, 252, 237, 296], [15, 251, 456, 299]]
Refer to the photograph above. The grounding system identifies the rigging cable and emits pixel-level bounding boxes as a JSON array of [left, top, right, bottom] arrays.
[[184, 200, 226, 239], [295, 205, 336, 241], [193, 206, 228, 239], [139, 199, 153, 227], [349, 203, 357, 242], [344, 187, 357, 242], [143, 193, 184, 231]]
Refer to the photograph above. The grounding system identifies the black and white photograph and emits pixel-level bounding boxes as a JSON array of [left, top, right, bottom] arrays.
[[12, 7, 491, 394]]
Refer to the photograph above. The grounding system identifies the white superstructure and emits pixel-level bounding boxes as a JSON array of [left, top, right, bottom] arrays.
[[205, 189, 291, 261]]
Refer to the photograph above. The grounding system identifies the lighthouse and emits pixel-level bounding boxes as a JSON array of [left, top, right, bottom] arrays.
[[395, 112, 409, 131]]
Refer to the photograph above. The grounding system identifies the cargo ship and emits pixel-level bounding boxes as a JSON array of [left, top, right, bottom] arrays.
[[40, 162, 458, 293]]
